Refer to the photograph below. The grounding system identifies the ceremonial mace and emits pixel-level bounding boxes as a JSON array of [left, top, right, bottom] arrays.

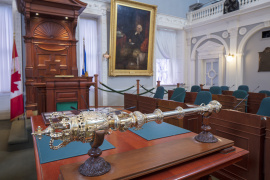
[[32, 100, 222, 176]]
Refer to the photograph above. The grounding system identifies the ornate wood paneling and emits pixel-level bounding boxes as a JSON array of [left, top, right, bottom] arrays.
[[210, 110, 266, 180], [16, 0, 88, 112]]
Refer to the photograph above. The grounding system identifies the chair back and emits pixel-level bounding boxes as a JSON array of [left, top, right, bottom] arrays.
[[153, 86, 165, 99], [220, 86, 229, 91], [191, 85, 201, 92], [257, 97, 270, 116], [233, 90, 248, 99], [210, 86, 222, 95], [194, 91, 212, 105], [238, 85, 249, 92], [259, 90, 270, 97], [170, 88, 186, 102]]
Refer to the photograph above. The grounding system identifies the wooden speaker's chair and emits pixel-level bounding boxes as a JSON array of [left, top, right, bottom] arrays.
[[233, 90, 248, 112], [170, 88, 186, 103], [153, 86, 165, 99], [238, 85, 249, 92], [259, 90, 270, 97], [209, 86, 222, 95], [220, 86, 229, 91], [191, 85, 201, 92], [194, 91, 212, 105], [257, 97, 270, 116]]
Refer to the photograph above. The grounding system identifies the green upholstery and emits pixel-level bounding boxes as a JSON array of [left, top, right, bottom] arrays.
[[238, 85, 249, 92], [194, 91, 212, 105], [191, 85, 201, 92], [56, 102, 78, 111], [170, 87, 186, 102], [210, 86, 222, 95], [233, 90, 248, 112], [259, 90, 270, 97], [221, 86, 229, 91], [153, 86, 165, 99], [257, 97, 270, 116]]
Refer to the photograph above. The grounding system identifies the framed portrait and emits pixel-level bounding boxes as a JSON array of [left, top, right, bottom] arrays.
[[109, 0, 157, 76]]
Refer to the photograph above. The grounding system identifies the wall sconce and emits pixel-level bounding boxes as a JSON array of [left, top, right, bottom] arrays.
[[36, 13, 39, 16], [226, 53, 234, 62]]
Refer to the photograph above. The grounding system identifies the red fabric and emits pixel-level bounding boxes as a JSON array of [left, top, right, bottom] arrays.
[[10, 40, 24, 120], [11, 71, 21, 93], [10, 94, 24, 120]]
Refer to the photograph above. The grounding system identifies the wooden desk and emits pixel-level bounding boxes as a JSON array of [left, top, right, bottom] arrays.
[[32, 115, 248, 180]]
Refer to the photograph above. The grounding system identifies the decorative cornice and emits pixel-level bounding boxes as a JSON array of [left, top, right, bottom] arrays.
[[156, 14, 187, 30]]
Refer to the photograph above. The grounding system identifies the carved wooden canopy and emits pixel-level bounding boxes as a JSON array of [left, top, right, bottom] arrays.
[[16, 0, 89, 111]]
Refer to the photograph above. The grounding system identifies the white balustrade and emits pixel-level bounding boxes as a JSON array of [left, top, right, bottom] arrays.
[[187, 0, 266, 23]]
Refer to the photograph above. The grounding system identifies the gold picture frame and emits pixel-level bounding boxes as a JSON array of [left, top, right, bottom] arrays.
[[109, 0, 157, 76]]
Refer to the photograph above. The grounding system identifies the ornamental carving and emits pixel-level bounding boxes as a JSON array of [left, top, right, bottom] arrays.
[[222, 31, 229, 38], [239, 27, 247, 35], [33, 22, 70, 40]]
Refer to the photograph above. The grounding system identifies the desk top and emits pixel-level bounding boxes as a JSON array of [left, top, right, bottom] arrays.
[[31, 115, 248, 180]]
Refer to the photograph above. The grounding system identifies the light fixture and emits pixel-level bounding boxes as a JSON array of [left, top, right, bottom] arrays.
[[65, 17, 68, 20], [226, 53, 234, 62], [36, 13, 39, 16]]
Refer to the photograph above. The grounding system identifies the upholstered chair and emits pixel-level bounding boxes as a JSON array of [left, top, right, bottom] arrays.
[[194, 91, 212, 105], [220, 86, 229, 91], [153, 86, 165, 99], [209, 86, 222, 95], [238, 85, 249, 92], [190, 85, 201, 92], [257, 97, 270, 117], [259, 90, 270, 97], [233, 90, 248, 112], [170, 87, 186, 103]]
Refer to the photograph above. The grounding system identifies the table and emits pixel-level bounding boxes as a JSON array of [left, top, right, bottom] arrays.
[[31, 115, 248, 180]]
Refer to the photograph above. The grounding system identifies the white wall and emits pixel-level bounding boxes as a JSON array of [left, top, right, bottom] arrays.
[[243, 27, 270, 92]]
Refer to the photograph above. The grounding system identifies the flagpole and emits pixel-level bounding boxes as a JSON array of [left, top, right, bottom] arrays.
[[13, 32, 16, 73]]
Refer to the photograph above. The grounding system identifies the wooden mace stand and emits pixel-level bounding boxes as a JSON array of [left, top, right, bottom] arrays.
[[195, 113, 218, 143], [79, 130, 111, 176]]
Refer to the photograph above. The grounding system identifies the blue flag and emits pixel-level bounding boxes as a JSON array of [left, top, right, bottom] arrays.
[[82, 43, 86, 75]]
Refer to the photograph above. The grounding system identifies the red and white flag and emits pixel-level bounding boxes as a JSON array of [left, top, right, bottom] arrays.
[[10, 40, 24, 121]]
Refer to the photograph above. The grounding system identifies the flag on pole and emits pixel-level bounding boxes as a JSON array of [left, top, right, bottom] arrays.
[[82, 38, 88, 76], [10, 39, 24, 121]]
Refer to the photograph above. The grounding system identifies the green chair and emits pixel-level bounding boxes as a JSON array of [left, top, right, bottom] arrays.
[[233, 90, 248, 112], [153, 86, 165, 99], [257, 97, 270, 116], [191, 85, 201, 92], [170, 87, 186, 102], [220, 86, 229, 91], [238, 85, 249, 92], [209, 86, 222, 95], [259, 90, 270, 97], [194, 91, 212, 105]]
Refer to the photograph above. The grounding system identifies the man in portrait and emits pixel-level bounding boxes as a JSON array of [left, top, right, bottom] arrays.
[[129, 24, 145, 49]]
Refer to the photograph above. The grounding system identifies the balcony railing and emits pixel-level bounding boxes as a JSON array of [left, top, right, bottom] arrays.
[[187, 0, 267, 23]]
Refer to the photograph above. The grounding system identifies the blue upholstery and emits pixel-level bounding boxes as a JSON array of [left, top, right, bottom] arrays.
[[209, 86, 222, 95], [233, 90, 248, 112], [238, 85, 249, 92], [221, 86, 229, 91], [233, 90, 248, 99], [170, 87, 186, 102], [259, 90, 270, 97], [194, 91, 212, 105], [191, 85, 201, 92], [153, 86, 165, 99], [257, 97, 270, 117]]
